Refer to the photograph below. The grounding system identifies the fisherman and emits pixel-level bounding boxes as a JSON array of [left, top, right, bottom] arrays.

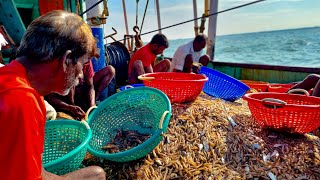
[[289, 74, 320, 96], [128, 33, 171, 84], [171, 34, 210, 73], [0, 10, 105, 179], [46, 55, 115, 120]]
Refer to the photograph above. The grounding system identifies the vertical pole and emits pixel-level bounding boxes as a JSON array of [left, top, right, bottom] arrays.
[[193, 0, 198, 36], [122, 0, 131, 52], [155, 0, 162, 33], [71, 0, 76, 13], [204, 0, 209, 16], [122, 0, 129, 36], [206, 0, 218, 61], [85, 0, 108, 99]]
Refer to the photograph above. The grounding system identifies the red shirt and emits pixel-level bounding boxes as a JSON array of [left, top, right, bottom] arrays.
[[79, 60, 95, 85], [0, 61, 46, 180], [128, 43, 156, 74], [83, 60, 95, 80]]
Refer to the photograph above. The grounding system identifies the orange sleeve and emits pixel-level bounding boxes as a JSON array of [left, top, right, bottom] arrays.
[[0, 90, 45, 180]]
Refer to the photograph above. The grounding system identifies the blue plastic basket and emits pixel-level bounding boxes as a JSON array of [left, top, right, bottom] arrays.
[[120, 83, 144, 91], [199, 66, 250, 101]]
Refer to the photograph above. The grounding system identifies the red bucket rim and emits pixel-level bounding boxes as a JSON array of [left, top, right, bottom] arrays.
[[141, 72, 208, 82], [244, 92, 320, 108]]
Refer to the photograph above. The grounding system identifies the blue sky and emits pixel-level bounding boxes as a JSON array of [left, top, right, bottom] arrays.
[[98, 0, 320, 42]]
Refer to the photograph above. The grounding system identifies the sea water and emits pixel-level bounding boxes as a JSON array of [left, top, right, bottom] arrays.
[[164, 27, 320, 68]]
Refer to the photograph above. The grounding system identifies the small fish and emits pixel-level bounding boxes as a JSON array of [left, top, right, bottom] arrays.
[[268, 172, 277, 180]]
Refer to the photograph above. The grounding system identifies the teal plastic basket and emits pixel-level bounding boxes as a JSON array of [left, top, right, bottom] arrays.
[[87, 87, 172, 162], [43, 120, 92, 175]]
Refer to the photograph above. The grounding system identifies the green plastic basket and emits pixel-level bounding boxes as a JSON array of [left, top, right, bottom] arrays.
[[43, 120, 92, 175], [87, 87, 172, 162]]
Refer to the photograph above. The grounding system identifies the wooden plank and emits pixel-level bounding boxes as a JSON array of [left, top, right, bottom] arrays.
[[15, 2, 33, 8], [210, 61, 315, 83], [14, 0, 40, 27], [211, 61, 320, 73]]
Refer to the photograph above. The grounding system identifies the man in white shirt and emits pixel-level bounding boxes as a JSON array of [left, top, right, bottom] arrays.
[[171, 34, 210, 73]]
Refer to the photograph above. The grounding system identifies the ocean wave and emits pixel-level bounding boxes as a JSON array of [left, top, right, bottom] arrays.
[[284, 39, 309, 46]]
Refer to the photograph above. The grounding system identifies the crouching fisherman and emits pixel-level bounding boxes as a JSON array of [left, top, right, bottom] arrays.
[[0, 10, 105, 180]]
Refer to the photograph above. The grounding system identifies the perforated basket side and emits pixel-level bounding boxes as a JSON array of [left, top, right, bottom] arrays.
[[87, 87, 172, 162], [43, 120, 92, 175], [141, 72, 208, 103], [244, 93, 320, 134], [200, 67, 249, 101]]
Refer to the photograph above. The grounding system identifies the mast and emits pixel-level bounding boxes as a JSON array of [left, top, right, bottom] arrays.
[[122, 0, 129, 36], [192, 0, 198, 36], [204, 0, 209, 16], [85, 0, 108, 100], [155, 0, 162, 33], [206, 0, 218, 61]]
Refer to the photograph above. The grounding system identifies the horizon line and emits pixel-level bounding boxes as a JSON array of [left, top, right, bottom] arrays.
[[169, 26, 319, 41]]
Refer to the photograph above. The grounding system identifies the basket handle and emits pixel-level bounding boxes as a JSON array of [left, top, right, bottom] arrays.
[[261, 98, 287, 109], [287, 88, 310, 96], [80, 120, 91, 130], [138, 75, 155, 81], [124, 85, 134, 90], [159, 111, 169, 130], [85, 106, 98, 121]]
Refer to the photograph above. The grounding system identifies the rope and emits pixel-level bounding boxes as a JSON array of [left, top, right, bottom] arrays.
[[109, 0, 266, 44], [140, 0, 150, 33]]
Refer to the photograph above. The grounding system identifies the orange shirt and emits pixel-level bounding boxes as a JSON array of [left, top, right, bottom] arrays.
[[0, 61, 46, 180], [128, 43, 156, 75]]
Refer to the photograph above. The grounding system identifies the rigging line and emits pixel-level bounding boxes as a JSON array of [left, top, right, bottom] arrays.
[[79, 0, 104, 16], [140, 0, 266, 36], [140, 0, 150, 33], [109, 0, 266, 44]]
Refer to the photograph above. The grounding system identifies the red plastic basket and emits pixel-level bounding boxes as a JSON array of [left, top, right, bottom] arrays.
[[138, 72, 208, 103], [241, 80, 269, 92], [243, 92, 320, 134], [267, 83, 294, 93]]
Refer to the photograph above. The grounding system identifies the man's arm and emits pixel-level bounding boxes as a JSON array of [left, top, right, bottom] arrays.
[[46, 93, 85, 119], [144, 64, 153, 74], [84, 76, 96, 108], [42, 168, 65, 180]]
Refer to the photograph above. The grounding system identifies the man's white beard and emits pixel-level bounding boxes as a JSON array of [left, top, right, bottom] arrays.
[[59, 78, 79, 96]]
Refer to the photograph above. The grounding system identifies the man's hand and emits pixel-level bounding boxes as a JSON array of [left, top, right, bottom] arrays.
[[0, 34, 8, 51], [192, 65, 201, 74], [68, 105, 85, 120]]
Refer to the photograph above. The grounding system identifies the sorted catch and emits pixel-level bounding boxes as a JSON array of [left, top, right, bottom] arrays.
[[101, 130, 150, 153], [82, 92, 320, 179]]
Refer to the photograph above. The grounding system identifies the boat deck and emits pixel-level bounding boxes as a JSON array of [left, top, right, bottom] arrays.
[[79, 93, 320, 179]]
